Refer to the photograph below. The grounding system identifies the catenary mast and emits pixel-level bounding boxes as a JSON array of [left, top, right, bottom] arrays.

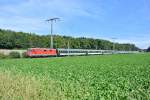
[[46, 18, 60, 49]]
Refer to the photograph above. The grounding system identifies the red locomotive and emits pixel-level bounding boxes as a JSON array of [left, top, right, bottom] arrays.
[[26, 48, 57, 57]]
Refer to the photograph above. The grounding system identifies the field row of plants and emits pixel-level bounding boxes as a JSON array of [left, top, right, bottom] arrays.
[[0, 53, 150, 99]]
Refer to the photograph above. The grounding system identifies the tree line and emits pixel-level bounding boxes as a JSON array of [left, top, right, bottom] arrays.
[[0, 29, 139, 51], [147, 47, 150, 52]]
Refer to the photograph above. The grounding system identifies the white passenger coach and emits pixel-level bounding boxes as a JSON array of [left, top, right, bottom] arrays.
[[57, 49, 139, 56]]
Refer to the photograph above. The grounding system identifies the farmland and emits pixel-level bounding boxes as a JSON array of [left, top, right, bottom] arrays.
[[0, 53, 150, 100]]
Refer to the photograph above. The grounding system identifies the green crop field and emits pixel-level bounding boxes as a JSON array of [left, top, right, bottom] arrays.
[[0, 53, 150, 100]]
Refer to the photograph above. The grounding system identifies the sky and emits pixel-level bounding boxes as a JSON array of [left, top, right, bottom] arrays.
[[0, 0, 150, 49]]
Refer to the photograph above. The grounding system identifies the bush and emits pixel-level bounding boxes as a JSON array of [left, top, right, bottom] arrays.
[[0, 53, 8, 59], [9, 52, 21, 58], [22, 52, 28, 58]]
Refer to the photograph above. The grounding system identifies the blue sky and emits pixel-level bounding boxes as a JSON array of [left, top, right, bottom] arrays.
[[0, 0, 150, 49]]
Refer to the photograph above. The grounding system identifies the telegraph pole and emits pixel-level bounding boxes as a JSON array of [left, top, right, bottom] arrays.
[[46, 18, 60, 49]]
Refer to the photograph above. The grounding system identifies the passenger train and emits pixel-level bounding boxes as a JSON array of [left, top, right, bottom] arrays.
[[26, 48, 139, 57]]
